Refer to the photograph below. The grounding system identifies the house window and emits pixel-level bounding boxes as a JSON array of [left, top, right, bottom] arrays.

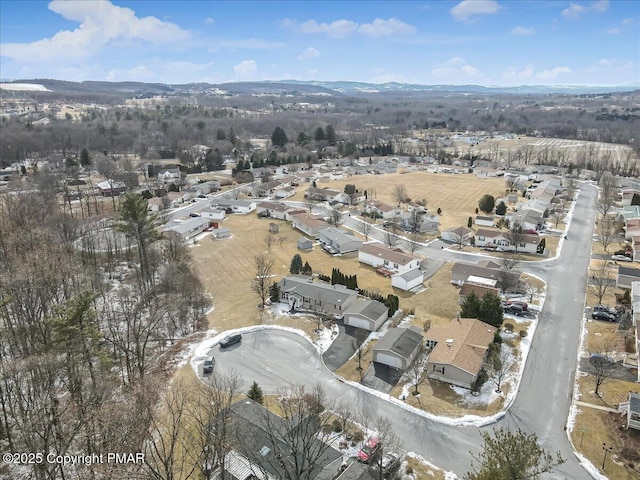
[[383, 260, 389, 266], [393, 263, 398, 269], [434, 365, 445, 374]]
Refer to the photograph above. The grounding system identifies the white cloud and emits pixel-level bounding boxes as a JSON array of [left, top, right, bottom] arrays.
[[536, 66, 573, 80], [503, 64, 535, 80], [358, 18, 416, 37], [450, 0, 501, 21], [282, 17, 415, 38], [211, 38, 286, 50], [233, 60, 258, 80], [605, 28, 621, 34], [432, 57, 482, 80], [511, 26, 535, 35], [0, 0, 189, 64], [298, 19, 358, 38], [562, 0, 609, 20], [297, 47, 320, 60], [204, 17, 214, 25]]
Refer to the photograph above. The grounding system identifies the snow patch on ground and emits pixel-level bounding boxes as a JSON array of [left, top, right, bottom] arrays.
[[406, 452, 458, 479]]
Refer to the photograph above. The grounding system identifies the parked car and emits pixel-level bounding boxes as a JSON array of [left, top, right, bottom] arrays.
[[379, 452, 401, 478], [593, 304, 617, 315], [611, 255, 632, 262], [357, 437, 381, 463], [190, 212, 201, 217], [591, 311, 617, 322], [203, 357, 215, 374], [506, 299, 528, 311], [220, 334, 242, 348], [504, 304, 525, 316], [589, 353, 615, 365]]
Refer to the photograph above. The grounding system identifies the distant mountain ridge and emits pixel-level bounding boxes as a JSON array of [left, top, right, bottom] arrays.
[[1, 78, 637, 96]]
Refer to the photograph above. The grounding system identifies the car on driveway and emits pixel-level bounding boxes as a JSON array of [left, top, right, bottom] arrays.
[[203, 357, 215, 374], [357, 437, 381, 463], [591, 311, 617, 322], [220, 334, 242, 348], [378, 452, 401, 478], [611, 255, 632, 262], [593, 304, 618, 316], [506, 299, 528, 311], [504, 304, 525, 316]]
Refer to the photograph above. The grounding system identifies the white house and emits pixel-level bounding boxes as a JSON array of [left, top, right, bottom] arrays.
[[158, 168, 181, 185], [317, 227, 362, 254], [201, 208, 226, 221], [391, 269, 425, 291], [256, 201, 293, 220], [618, 392, 640, 430], [364, 200, 402, 219], [475, 215, 495, 227], [212, 199, 256, 214], [358, 243, 421, 274], [441, 226, 474, 244], [474, 228, 539, 254], [163, 217, 209, 241], [291, 213, 330, 238]]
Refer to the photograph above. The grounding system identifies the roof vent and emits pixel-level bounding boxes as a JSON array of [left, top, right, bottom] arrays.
[[445, 339, 454, 348], [259, 446, 271, 456]]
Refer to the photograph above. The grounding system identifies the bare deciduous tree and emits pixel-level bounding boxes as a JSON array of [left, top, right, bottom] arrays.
[[251, 254, 273, 308], [596, 215, 621, 253], [505, 222, 526, 253], [392, 184, 407, 206], [489, 346, 512, 394], [585, 341, 617, 397], [358, 215, 373, 241], [588, 260, 615, 304]]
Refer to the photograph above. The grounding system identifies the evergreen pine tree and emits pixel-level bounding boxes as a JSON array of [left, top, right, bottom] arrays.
[[247, 381, 264, 405]]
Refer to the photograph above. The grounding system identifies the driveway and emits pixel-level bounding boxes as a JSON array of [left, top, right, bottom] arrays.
[[578, 357, 637, 382], [361, 362, 404, 393], [322, 320, 366, 371]]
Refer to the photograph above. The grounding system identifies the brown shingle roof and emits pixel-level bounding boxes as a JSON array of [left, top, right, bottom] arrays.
[[459, 283, 500, 299], [359, 243, 420, 266], [426, 318, 497, 375]]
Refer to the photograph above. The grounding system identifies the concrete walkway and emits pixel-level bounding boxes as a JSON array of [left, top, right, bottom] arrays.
[[574, 400, 619, 413]]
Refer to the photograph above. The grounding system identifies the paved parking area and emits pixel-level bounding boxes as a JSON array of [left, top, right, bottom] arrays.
[[360, 362, 404, 393], [322, 321, 366, 371]]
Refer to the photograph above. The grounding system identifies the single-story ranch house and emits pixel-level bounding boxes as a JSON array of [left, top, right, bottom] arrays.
[[373, 326, 424, 370], [474, 228, 539, 254]]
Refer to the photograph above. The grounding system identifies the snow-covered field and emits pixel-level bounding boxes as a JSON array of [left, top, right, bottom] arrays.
[[0, 83, 51, 91]]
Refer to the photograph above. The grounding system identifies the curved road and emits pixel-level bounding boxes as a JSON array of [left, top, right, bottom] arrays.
[[211, 184, 599, 479]]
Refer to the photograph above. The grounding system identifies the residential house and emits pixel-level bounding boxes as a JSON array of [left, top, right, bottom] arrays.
[[278, 275, 357, 316], [213, 399, 343, 480], [630, 281, 640, 382], [163, 217, 209, 241], [475, 215, 495, 227], [364, 200, 402, 220], [343, 299, 389, 331], [157, 168, 181, 185], [618, 392, 640, 430], [96, 179, 127, 197], [274, 186, 296, 199], [200, 207, 226, 222], [450, 260, 520, 292], [400, 212, 440, 233], [211, 227, 231, 239], [425, 318, 497, 389], [257, 201, 294, 220], [617, 266, 640, 289], [407, 202, 427, 214], [333, 191, 366, 206], [212, 199, 256, 214], [304, 187, 341, 202], [458, 282, 500, 304], [474, 228, 539, 254], [506, 209, 544, 231], [441, 226, 474, 244], [358, 243, 421, 275], [373, 326, 424, 370], [291, 213, 330, 238], [621, 189, 640, 206], [318, 227, 363, 254]]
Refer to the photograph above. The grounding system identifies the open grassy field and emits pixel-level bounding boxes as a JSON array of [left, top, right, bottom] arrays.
[[288, 171, 507, 232]]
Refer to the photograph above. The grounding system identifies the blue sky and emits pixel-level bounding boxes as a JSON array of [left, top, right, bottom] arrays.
[[1, 0, 638, 86]]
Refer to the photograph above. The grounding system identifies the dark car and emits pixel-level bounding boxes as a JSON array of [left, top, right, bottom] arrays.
[[593, 304, 617, 316], [591, 311, 617, 322], [220, 333, 242, 348], [203, 357, 215, 374], [378, 452, 401, 478], [504, 304, 525, 316]]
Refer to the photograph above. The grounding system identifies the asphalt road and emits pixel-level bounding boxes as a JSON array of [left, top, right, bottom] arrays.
[[210, 184, 600, 479]]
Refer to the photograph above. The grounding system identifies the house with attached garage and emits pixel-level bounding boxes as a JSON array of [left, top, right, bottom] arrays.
[[458, 281, 500, 304], [450, 260, 520, 292], [373, 326, 424, 370], [162, 217, 209, 241], [474, 228, 539, 254], [505, 209, 544, 231], [399, 212, 440, 233], [256, 201, 298, 220], [425, 317, 497, 389], [291, 213, 330, 239], [318, 227, 363, 254], [441, 226, 474, 244], [278, 275, 357, 316], [304, 187, 341, 202], [343, 299, 389, 331]]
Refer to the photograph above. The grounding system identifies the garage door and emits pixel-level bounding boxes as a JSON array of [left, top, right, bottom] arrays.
[[375, 352, 404, 369], [345, 316, 371, 330]]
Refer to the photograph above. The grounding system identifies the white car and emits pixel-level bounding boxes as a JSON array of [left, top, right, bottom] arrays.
[[611, 255, 632, 262]]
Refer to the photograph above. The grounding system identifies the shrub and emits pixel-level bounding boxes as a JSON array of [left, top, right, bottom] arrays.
[[352, 430, 364, 442], [504, 323, 514, 333], [473, 367, 489, 393], [332, 419, 343, 432], [437, 207, 442, 214], [493, 332, 503, 344], [519, 330, 528, 338], [478, 194, 495, 213]]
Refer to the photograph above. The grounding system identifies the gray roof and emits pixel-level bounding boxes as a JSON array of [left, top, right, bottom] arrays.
[[618, 266, 640, 277], [214, 199, 254, 208], [393, 269, 424, 282], [344, 299, 388, 320], [164, 217, 209, 235], [374, 326, 423, 359], [318, 227, 361, 247], [297, 236, 313, 246], [279, 276, 356, 306], [630, 392, 640, 413]]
